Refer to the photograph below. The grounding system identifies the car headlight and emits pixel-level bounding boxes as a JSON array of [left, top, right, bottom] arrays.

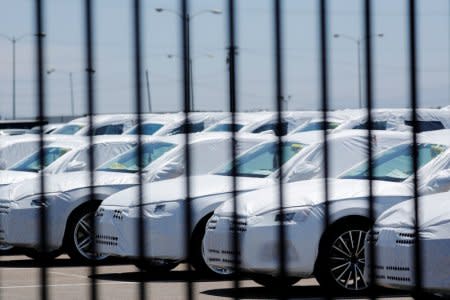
[[274, 206, 312, 223], [144, 200, 182, 217]]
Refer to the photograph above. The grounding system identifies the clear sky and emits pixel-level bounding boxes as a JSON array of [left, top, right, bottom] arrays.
[[0, 0, 449, 119]]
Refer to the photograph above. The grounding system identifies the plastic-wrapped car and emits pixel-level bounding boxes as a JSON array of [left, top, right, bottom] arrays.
[[0, 136, 136, 187], [202, 130, 450, 294], [52, 114, 137, 136], [0, 133, 267, 261], [366, 190, 450, 296], [94, 130, 411, 273], [0, 135, 56, 171]]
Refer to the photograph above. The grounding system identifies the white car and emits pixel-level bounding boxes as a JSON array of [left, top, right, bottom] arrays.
[[52, 114, 138, 135], [0, 136, 136, 187], [0, 135, 56, 170], [124, 112, 227, 136], [202, 131, 450, 293], [0, 133, 266, 261], [366, 190, 450, 296], [334, 108, 450, 132], [94, 130, 410, 273]]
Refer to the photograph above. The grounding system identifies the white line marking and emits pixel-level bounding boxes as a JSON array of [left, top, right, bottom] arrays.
[[49, 271, 87, 279], [0, 281, 136, 289]]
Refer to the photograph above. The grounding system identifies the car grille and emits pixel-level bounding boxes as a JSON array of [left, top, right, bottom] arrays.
[[96, 234, 119, 247]]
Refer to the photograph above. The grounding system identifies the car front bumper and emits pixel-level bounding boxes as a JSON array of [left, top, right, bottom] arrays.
[[366, 227, 450, 294], [96, 205, 186, 261], [202, 213, 323, 277]]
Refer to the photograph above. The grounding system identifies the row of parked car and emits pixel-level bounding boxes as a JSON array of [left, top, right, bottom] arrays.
[[0, 108, 449, 297]]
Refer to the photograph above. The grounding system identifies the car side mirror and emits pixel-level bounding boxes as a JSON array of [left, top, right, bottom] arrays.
[[66, 161, 87, 172], [152, 161, 185, 182], [257, 129, 275, 135], [426, 169, 450, 193], [286, 161, 320, 183], [0, 159, 6, 170]]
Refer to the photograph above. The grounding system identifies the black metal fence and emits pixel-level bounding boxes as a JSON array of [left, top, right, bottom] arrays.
[[1, 0, 441, 299]]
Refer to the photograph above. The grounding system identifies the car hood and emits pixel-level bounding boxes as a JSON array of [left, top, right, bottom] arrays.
[[101, 174, 270, 207], [375, 191, 450, 236], [215, 178, 412, 217], [0, 170, 38, 187], [0, 171, 137, 201]]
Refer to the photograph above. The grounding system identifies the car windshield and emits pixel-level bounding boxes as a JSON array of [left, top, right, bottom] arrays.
[[97, 142, 176, 173], [53, 124, 85, 135], [340, 143, 447, 182], [216, 141, 306, 178], [293, 121, 341, 133], [206, 123, 244, 132], [10, 147, 72, 172], [127, 123, 164, 135]]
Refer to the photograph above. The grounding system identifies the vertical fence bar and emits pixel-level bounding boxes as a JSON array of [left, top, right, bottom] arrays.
[[363, 0, 377, 297], [318, 0, 331, 298], [407, 0, 423, 296], [180, 0, 194, 300], [34, 0, 48, 299], [273, 1, 287, 297], [227, 0, 240, 296], [131, 0, 147, 299], [83, 0, 98, 299]]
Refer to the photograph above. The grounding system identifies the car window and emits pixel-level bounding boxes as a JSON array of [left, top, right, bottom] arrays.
[[293, 121, 341, 133], [216, 141, 305, 178], [206, 123, 244, 132], [53, 124, 85, 135], [97, 142, 176, 173], [253, 122, 290, 136], [127, 123, 164, 135], [94, 124, 124, 135], [404, 120, 444, 132], [340, 143, 447, 182], [353, 121, 387, 130], [169, 122, 205, 135], [10, 147, 72, 172]]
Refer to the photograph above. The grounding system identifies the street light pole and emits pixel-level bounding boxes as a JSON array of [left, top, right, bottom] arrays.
[[333, 33, 383, 109], [47, 68, 76, 116], [155, 7, 221, 111], [12, 39, 16, 120], [0, 33, 41, 119], [69, 72, 75, 116], [145, 69, 152, 113]]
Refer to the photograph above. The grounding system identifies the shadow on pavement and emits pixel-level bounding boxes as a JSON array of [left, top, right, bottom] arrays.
[[0, 256, 130, 268], [202, 285, 411, 299], [93, 270, 234, 283]]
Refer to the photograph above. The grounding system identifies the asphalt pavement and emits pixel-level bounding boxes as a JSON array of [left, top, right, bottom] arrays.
[[0, 255, 413, 300]]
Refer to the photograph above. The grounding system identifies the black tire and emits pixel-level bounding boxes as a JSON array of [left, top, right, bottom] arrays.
[[249, 273, 300, 288], [134, 259, 179, 273], [23, 248, 63, 261], [315, 219, 370, 294], [189, 214, 213, 274], [64, 202, 109, 263]]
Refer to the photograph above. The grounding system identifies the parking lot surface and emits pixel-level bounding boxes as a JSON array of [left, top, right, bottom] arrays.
[[0, 255, 413, 300]]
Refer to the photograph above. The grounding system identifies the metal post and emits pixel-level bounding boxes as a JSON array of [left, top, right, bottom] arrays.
[[69, 72, 75, 116], [187, 17, 194, 111], [12, 38, 16, 119], [357, 40, 362, 109], [145, 69, 152, 112]]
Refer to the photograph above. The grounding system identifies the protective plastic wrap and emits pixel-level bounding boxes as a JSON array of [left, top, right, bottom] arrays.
[[0, 135, 49, 169], [372, 191, 450, 294]]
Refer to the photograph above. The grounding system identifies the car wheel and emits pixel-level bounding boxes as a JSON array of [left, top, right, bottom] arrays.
[[190, 215, 215, 274], [134, 260, 179, 273], [0, 243, 14, 252], [64, 204, 109, 263], [249, 273, 300, 288], [315, 221, 370, 294]]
